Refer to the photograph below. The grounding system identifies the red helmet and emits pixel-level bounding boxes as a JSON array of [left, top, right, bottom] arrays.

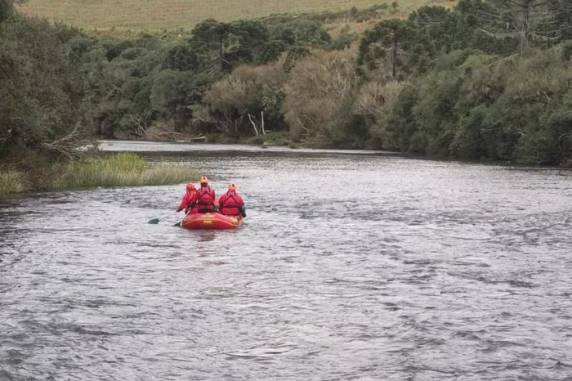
[[186, 183, 196, 192]]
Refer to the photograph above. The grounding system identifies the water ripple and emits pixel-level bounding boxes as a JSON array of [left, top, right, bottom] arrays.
[[0, 152, 571, 380]]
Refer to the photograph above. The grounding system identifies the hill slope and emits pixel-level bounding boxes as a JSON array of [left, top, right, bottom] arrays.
[[18, 0, 455, 31]]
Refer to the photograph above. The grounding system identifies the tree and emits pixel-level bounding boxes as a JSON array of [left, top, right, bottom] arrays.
[[151, 71, 193, 130], [480, 0, 566, 55], [283, 50, 362, 146], [189, 19, 231, 71], [0, 0, 12, 23], [548, 0, 572, 41], [202, 62, 287, 136], [189, 19, 270, 72], [359, 19, 414, 79], [409, 6, 458, 51], [163, 44, 200, 72], [227, 20, 269, 64], [354, 80, 406, 148], [0, 17, 86, 159], [266, 17, 331, 48]]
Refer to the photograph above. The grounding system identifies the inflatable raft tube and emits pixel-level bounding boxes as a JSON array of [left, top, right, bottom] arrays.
[[181, 212, 243, 230]]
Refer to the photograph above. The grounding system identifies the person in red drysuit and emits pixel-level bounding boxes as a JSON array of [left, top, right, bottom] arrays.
[[218, 184, 246, 217], [196, 176, 216, 213], [176, 183, 198, 214]]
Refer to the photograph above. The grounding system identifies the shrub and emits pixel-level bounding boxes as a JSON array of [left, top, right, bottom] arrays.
[[202, 61, 288, 136], [282, 50, 360, 146], [354, 80, 406, 148]]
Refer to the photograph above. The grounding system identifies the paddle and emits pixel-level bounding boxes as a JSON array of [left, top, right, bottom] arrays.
[[148, 214, 172, 224]]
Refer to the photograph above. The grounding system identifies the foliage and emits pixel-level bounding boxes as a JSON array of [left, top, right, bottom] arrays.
[[480, 0, 570, 54], [374, 47, 572, 164], [201, 61, 288, 136], [359, 19, 415, 79], [149, 70, 211, 130], [354, 80, 407, 148], [63, 16, 333, 140], [0, 16, 86, 160], [3, 0, 572, 167], [0, 0, 12, 22], [163, 44, 201, 72], [282, 50, 365, 147], [264, 16, 332, 48], [356, 1, 546, 79]]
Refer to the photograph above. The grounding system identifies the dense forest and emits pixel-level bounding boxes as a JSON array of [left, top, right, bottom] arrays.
[[1, 0, 572, 166]]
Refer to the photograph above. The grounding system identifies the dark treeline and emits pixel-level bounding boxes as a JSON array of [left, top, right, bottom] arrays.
[[1, 0, 572, 166]]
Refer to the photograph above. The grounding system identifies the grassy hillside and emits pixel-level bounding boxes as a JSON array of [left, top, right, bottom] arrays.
[[18, 0, 455, 31]]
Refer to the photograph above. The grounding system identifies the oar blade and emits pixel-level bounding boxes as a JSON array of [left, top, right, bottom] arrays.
[[148, 218, 161, 224]]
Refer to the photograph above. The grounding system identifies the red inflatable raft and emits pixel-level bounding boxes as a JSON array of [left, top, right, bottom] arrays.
[[181, 213, 243, 230]]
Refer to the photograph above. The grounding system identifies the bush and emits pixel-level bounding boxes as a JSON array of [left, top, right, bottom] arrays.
[[282, 50, 361, 147], [202, 61, 288, 136], [354, 80, 406, 148]]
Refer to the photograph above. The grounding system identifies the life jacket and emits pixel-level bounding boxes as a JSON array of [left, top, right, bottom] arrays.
[[197, 185, 216, 212], [218, 191, 244, 216], [178, 190, 198, 214]]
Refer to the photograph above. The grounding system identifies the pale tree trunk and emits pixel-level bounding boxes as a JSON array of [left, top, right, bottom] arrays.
[[248, 113, 259, 136], [392, 32, 398, 79], [248, 112, 267, 136]]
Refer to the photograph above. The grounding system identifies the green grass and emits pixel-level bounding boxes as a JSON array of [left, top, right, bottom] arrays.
[[1, 154, 196, 195], [18, 0, 456, 31], [48, 153, 197, 190], [0, 170, 26, 196]]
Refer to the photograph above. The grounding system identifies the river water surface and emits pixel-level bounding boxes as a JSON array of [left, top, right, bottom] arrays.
[[1, 143, 572, 380]]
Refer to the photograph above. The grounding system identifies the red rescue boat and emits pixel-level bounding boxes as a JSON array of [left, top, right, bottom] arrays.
[[181, 213, 243, 230]]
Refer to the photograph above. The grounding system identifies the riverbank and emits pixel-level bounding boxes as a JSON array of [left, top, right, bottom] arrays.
[[200, 131, 293, 148], [95, 139, 396, 156], [95, 139, 572, 171], [0, 153, 197, 197]]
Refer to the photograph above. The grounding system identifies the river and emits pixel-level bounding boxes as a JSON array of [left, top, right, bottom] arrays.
[[1, 142, 571, 380]]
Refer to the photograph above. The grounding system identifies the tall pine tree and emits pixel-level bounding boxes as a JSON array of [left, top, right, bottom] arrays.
[[480, 0, 567, 54]]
